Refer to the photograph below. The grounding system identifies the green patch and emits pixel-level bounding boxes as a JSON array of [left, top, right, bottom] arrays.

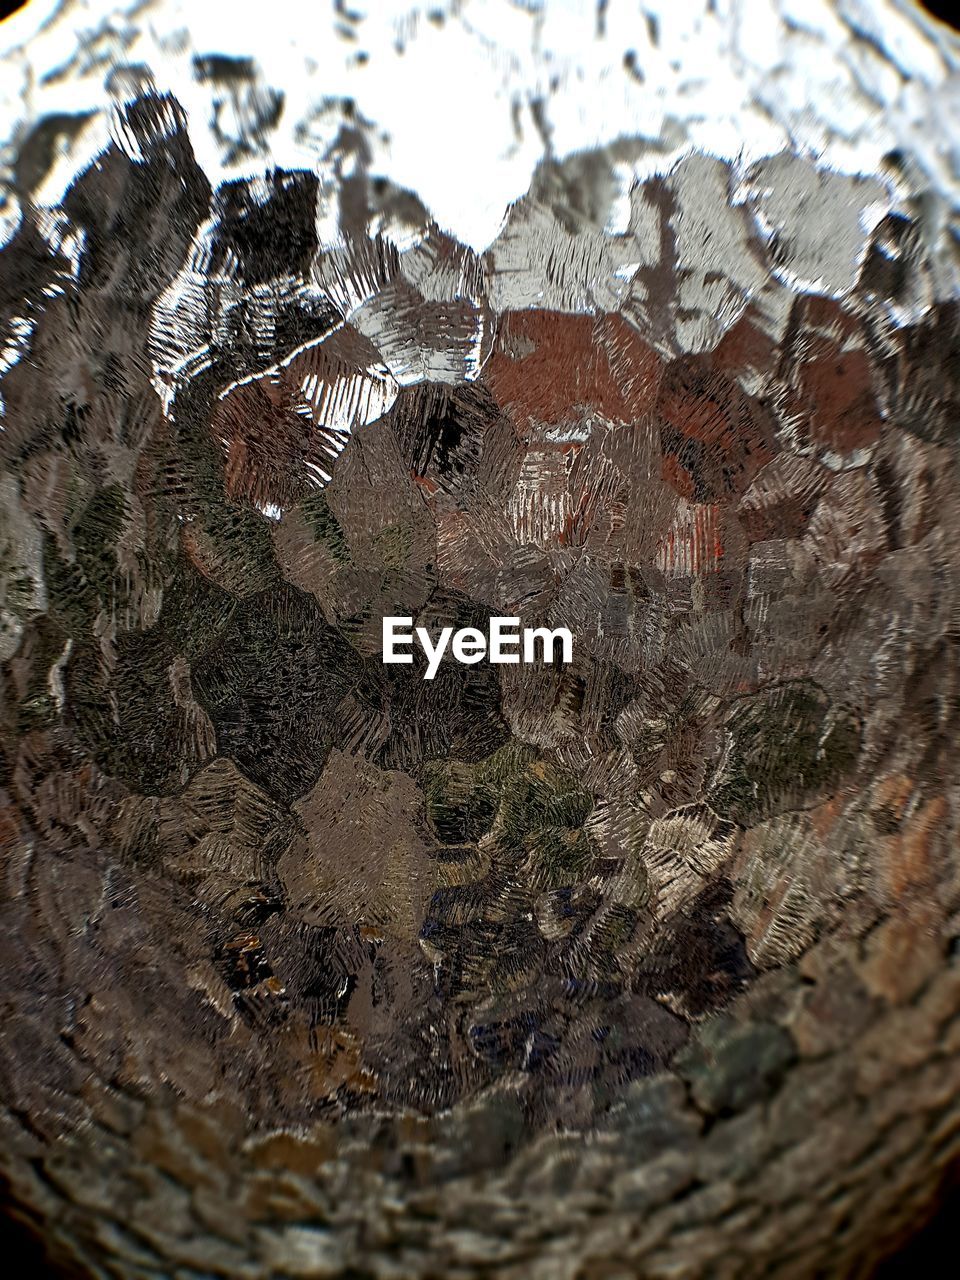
[[43, 535, 96, 636], [372, 522, 412, 571], [423, 758, 499, 845], [65, 630, 184, 794], [17, 692, 58, 731], [523, 823, 593, 887], [13, 617, 71, 731], [300, 491, 350, 565], [710, 681, 861, 825], [197, 500, 279, 594], [474, 740, 537, 788], [497, 764, 593, 853], [422, 744, 596, 890], [156, 556, 237, 660], [73, 484, 127, 598]]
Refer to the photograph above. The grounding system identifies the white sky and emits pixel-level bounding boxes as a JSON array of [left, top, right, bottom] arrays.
[[1, 0, 958, 256]]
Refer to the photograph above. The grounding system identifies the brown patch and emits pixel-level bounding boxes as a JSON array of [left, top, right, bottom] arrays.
[[246, 1130, 335, 1174], [212, 375, 323, 508], [792, 348, 882, 453], [858, 911, 944, 1006], [710, 309, 780, 386], [484, 309, 660, 426], [782, 297, 883, 455], [885, 794, 948, 901], [210, 323, 395, 508], [736, 455, 827, 543], [657, 356, 777, 501]]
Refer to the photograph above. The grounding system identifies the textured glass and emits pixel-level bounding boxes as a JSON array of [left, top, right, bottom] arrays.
[[1, 3, 959, 1277]]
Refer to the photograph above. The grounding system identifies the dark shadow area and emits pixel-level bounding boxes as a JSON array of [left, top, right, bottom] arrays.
[[0, 0, 30, 24], [922, 2, 960, 32], [0, 1192, 59, 1277], [872, 1165, 960, 1277], [5, 1165, 960, 1278]]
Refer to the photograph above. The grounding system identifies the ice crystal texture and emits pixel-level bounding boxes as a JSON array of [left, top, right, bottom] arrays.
[[1, 3, 960, 1277]]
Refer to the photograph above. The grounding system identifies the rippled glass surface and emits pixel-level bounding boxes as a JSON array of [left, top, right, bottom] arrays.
[[1, 3, 960, 1276]]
